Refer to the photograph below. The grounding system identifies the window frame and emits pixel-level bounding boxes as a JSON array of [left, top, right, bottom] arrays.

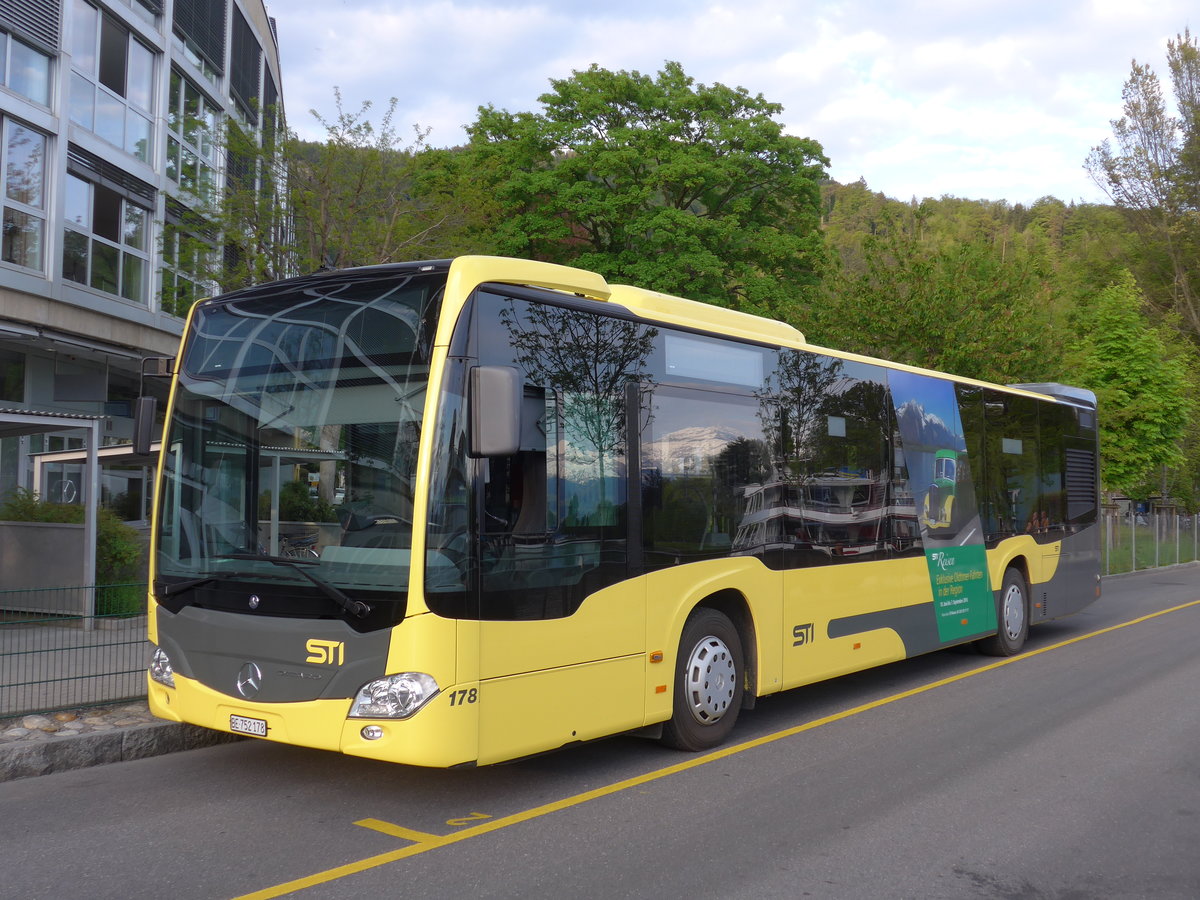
[[61, 170, 152, 303], [166, 67, 220, 200], [1, 116, 49, 273], [68, 0, 158, 163], [160, 217, 217, 317], [0, 28, 53, 107]]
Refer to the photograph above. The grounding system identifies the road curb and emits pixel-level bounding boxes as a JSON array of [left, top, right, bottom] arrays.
[[0, 722, 240, 783]]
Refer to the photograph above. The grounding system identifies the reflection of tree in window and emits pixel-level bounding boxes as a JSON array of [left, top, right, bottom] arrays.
[[761, 349, 844, 476], [470, 296, 657, 619], [500, 300, 657, 520], [712, 436, 772, 532], [2, 120, 47, 270]]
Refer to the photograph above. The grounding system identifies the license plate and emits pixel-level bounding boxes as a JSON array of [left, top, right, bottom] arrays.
[[229, 714, 268, 737]]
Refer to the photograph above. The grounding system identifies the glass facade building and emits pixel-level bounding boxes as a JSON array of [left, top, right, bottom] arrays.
[[0, 0, 283, 521]]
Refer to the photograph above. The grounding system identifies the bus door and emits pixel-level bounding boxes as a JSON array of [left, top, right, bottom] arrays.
[[472, 383, 646, 764]]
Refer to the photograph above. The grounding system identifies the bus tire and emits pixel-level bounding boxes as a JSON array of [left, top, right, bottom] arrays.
[[661, 608, 744, 751], [977, 567, 1028, 657]]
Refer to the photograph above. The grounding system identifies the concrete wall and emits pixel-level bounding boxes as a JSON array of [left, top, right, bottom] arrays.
[[0, 522, 87, 613]]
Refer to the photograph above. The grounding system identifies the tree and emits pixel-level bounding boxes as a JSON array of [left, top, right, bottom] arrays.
[[465, 61, 829, 318], [287, 92, 473, 271], [1086, 29, 1200, 339], [162, 90, 482, 307], [1069, 271, 1193, 497], [806, 210, 1057, 384]]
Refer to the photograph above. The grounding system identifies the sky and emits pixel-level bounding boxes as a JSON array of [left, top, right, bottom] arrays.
[[270, 0, 1194, 207]]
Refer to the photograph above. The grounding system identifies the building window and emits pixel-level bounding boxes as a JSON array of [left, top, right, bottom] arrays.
[[160, 220, 215, 316], [0, 29, 52, 106], [0, 348, 25, 403], [116, 0, 162, 25], [172, 0, 226, 87], [68, 0, 156, 163], [62, 171, 150, 303], [166, 68, 218, 199], [1, 118, 47, 271], [229, 7, 260, 123]]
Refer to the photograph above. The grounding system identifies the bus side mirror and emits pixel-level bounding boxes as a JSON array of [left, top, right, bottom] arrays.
[[133, 355, 174, 456], [133, 396, 157, 456], [469, 366, 521, 457]]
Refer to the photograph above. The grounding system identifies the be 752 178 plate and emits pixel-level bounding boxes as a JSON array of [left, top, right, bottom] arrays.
[[229, 714, 267, 737]]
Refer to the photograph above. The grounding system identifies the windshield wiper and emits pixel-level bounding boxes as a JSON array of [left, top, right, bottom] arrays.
[[220, 553, 371, 619], [154, 575, 219, 598], [223, 551, 319, 566]]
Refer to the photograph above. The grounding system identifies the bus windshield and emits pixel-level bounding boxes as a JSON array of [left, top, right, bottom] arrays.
[[153, 267, 447, 628]]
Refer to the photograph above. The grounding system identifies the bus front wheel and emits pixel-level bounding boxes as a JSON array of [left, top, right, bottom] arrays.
[[977, 568, 1029, 657], [661, 608, 744, 751]]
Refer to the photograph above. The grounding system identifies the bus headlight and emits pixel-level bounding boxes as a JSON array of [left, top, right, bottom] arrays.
[[150, 647, 175, 688], [349, 673, 439, 719]]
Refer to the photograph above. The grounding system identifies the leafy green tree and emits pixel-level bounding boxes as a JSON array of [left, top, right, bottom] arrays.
[[287, 92, 480, 270], [806, 211, 1056, 384], [1069, 271, 1193, 496], [465, 61, 829, 318], [161, 90, 484, 307], [1086, 29, 1200, 338]]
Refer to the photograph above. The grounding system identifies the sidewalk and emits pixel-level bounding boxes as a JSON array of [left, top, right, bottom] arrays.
[[0, 700, 238, 783]]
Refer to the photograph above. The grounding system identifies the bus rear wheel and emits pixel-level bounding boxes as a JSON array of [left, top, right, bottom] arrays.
[[977, 567, 1029, 657], [661, 608, 744, 751]]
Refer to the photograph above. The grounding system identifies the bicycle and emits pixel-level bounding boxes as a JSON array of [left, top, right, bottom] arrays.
[[280, 533, 319, 558], [258, 533, 320, 559]]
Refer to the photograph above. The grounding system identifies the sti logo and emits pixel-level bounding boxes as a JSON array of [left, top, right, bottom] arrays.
[[930, 551, 957, 571], [305, 639, 345, 666]]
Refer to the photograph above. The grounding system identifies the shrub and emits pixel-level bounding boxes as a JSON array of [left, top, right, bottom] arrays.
[[0, 488, 145, 614], [269, 478, 338, 523]]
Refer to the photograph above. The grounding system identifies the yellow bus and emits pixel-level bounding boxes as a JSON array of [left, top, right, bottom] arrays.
[[142, 256, 1101, 767]]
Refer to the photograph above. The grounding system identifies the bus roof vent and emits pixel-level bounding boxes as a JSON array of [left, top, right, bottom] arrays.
[[607, 284, 804, 346], [1008, 383, 1097, 407]]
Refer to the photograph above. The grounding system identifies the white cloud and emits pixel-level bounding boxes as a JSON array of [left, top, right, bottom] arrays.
[[270, 0, 1196, 203]]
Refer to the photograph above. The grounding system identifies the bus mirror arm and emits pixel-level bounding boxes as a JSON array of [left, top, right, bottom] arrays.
[[469, 365, 522, 457]]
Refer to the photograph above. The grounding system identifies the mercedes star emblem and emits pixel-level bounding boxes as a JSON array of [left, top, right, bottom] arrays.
[[249, 594, 261, 609], [236, 662, 263, 699]]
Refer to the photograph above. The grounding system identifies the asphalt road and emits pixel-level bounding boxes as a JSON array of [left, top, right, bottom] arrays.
[[3, 568, 1199, 900]]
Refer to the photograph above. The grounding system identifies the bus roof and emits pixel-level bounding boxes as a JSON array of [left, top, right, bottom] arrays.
[[220, 256, 1085, 408]]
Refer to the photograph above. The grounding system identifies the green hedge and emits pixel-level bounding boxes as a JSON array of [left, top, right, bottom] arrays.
[[0, 487, 144, 614]]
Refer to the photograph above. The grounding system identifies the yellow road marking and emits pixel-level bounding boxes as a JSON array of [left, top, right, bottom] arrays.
[[446, 812, 492, 826], [354, 819, 446, 845], [235, 597, 1200, 900]]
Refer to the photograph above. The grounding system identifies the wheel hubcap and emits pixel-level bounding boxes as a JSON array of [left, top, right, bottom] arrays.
[[683, 634, 737, 725], [1002, 583, 1025, 640]]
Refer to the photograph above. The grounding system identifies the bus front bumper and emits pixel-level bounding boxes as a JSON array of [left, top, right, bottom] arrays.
[[148, 672, 479, 768]]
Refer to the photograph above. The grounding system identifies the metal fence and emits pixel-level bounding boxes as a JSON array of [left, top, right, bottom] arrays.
[[1102, 511, 1200, 575], [0, 584, 148, 719]]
